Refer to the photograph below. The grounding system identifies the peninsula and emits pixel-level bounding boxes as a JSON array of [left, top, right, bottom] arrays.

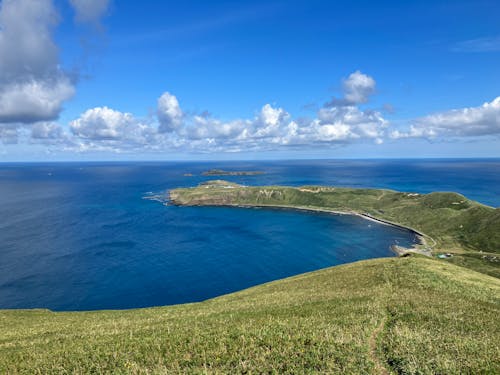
[[169, 180, 500, 277]]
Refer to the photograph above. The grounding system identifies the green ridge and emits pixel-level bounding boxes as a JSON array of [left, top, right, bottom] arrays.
[[1, 258, 499, 373]]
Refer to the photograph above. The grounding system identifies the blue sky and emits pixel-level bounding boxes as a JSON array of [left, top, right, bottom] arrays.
[[0, 0, 499, 160]]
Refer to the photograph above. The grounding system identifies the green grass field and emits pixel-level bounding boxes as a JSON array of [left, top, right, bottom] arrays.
[[2, 182, 499, 373], [1, 257, 499, 374]]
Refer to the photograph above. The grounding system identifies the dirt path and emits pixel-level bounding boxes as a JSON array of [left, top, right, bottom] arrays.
[[369, 316, 389, 375]]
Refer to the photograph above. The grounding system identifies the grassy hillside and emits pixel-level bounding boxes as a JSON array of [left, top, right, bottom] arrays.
[[170, 182, 500, 256], [440, 252, 500, 279], [1, 257, 499, 373]]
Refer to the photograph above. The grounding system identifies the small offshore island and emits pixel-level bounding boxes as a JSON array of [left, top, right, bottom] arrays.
[[169, 180, 500, 277], [201, 169, 265, 176]]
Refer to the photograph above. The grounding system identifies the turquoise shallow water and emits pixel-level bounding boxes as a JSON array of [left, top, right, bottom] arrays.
[[0, 159, 498, 311]]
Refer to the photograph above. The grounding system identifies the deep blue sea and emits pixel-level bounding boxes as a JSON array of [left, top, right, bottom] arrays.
[[0, 159, 499, 311]]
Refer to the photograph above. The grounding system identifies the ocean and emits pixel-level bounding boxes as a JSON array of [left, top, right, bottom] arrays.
[[0, 159, 498, 311]]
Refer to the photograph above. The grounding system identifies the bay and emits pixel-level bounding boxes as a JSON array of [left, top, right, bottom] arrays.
[[0, 159, 498, 311]]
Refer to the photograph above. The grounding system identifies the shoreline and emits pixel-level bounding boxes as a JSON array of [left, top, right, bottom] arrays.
[[170, 200, 434, 256]]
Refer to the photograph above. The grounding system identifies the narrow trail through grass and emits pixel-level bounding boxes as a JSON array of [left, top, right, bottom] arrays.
[[369, 316, 389, 375]]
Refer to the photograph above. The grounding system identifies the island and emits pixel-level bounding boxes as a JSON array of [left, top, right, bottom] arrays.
[[201, 169, 265, 176], [169, 180, 500, 277]]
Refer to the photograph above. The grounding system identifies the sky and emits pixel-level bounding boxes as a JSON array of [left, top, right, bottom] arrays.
[[0, 0, 499, 161]]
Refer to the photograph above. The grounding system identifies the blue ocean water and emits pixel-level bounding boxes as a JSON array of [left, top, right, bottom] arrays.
[[0, 159, 498, 311]]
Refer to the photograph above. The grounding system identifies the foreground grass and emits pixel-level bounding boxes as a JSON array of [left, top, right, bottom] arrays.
[[1, 257, 499, 373]]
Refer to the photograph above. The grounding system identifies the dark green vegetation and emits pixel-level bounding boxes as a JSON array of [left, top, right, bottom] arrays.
[[201, 169, 265, 176], [1, 257, 499, 373], [170, 181, 500, 276]]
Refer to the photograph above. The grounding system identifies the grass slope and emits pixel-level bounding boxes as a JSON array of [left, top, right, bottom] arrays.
[[1, 257, 499, 373]]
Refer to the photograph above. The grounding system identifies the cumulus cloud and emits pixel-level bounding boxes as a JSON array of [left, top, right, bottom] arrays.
[[157, 92, 183, 133], [254, 104, 289, 137], [182, 115, 248, 141], [0, 0, 58, 80], [70, 107, 156, 149], [0, 78, 75, 124], [69, 0, 111, 24], [391, 97, 500, 139], [174, 103, 289, 143], [35, 72, 390, 154], [327, 70, 377, 106], [343, 70, 376, 104], [147, 85, 387, 153], [317, 106, 386, 139], [64, 90, 500, 155], [0, 0, 75, 124]]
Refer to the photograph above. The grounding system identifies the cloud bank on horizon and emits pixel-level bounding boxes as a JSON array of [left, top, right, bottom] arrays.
[[0, 0, 499, 156]]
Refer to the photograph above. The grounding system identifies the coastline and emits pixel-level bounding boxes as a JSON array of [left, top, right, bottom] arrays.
[[170, 199, 434, 256]]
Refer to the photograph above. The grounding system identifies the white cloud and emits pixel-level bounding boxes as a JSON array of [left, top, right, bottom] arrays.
[[18, 70, 389, 154], [0, 0, 75, 124], [391, 97, 500, 139], [182, 115, 249, 141], [0, 0, 58, 80], [259, 104, 287, 127], [325, 70, 377, 107], [69, 0, 111, 24], [390, 127, 437, 139], [70, 107, 155, 148], [31, 122, 64, 140], [316, 123, 351, 141], [157, 92, 184, 133], [342, 70, 376, 104], [174, 103, 386, 151], [181, 104, 289, 143], [315, 106, 387, 139], [254, 104, 289, 137], [0, 78, 75, 124], [65, 72, 389, 154], [0, 0, 111, 126]]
